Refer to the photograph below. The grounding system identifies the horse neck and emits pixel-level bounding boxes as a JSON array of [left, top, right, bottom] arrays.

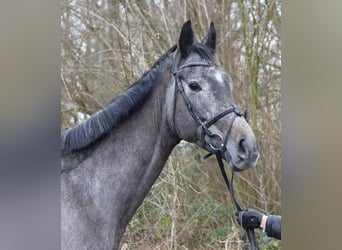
[[62, 67, 180, 248], [110, 75, 179, 171], [105, 74, 180, 244]]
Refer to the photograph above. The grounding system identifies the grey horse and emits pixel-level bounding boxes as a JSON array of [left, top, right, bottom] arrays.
[[61, 21, 259, 250]]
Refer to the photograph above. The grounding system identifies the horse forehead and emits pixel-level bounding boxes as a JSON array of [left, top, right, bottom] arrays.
[[204, 68, 229, 84], [214, 70, 224, 84], [187, 66, 230, 87], [192, 65, 219, 75]]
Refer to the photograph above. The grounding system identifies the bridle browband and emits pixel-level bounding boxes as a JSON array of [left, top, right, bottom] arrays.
[[172, 58, 259, 250]]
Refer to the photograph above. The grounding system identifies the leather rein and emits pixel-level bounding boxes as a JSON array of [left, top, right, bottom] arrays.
[[172, 59, 259, 250]]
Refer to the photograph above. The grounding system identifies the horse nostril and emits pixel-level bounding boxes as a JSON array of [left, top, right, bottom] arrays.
[[238, 138, 248, 160]]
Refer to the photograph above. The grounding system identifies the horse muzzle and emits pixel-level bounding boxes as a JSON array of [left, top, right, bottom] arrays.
[[224, 133, 259, 171]]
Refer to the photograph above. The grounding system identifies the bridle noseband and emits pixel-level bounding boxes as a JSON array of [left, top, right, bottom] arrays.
[[172, 59, 259, 250]]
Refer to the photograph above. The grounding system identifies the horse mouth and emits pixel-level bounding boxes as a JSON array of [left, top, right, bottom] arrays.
[[225, 149, 259, 172], [232, 165, 244, 172], [226, 159, 245, 172]]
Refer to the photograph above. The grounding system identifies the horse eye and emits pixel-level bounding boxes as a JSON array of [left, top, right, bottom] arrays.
[[188, 82, 202, 91]]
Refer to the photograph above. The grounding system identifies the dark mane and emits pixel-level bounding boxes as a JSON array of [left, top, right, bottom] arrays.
[[61, 45, 177, 153]]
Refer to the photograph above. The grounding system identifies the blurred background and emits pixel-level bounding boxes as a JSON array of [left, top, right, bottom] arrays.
[[61, 0, 281, 249]]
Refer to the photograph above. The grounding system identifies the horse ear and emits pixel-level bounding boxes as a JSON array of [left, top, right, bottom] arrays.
[[179, 20, 194, 57], [202, 22, 216, 51]]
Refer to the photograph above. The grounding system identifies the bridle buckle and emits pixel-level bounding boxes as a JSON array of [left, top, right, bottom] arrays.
[[233, 105, 244, 116]]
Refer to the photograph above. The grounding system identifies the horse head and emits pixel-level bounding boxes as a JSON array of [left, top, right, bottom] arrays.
[[169, 21, 259, 171]]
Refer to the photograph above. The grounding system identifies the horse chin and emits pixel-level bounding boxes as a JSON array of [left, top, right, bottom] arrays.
[[232, 165, 244, 172], [225, 151, 258, 172], [226, 159, 245, 172]]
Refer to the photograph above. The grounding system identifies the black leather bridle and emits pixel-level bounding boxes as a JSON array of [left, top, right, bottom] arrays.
[[172, 59, 259, 250], [172, 60, 244, 157]]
